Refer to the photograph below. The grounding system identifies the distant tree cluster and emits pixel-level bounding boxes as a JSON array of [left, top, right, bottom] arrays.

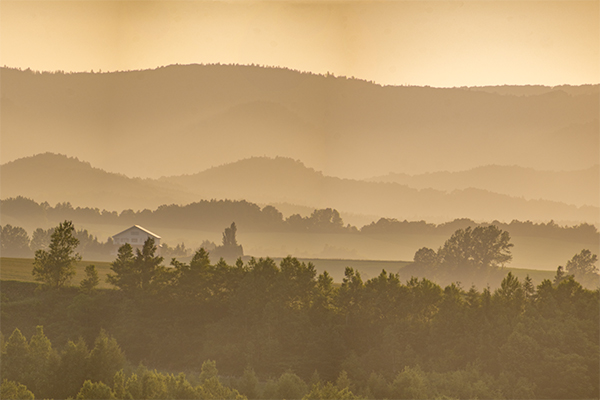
[[1, 222, 114, 260], [361, 217, 599, 244], [1, 221, 597, 399], [403, 225, 514, 286], [0, 197, 356, 235], [2, 196, 597, 243], [32, 220, 82, 289], [210, 222, 244, 261]]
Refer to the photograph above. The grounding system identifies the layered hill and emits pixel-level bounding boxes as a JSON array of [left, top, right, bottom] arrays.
[[1, 65, 598, 180], [2, 153, 597, 225], [0, 153, 195, 210], [369, 165, 599, 208]]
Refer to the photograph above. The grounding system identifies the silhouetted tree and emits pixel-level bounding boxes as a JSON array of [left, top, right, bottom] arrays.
[[80, 265, 100, 294], [32, 220, 81, 289], [223, 222, 238, 247], [106, 238, 167, 295], [30, 228, 53, 253], [437, 225, 513, 277], [0, 224, 32, 258], [212, 223, 243, 261], [565, 249, 599, 288]]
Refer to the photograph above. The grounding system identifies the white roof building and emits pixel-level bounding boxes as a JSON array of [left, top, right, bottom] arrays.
[[112, 225, 161, 253]]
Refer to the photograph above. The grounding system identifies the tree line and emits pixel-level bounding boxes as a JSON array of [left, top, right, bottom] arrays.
[[0, 223, 114, 259], [2, 196, 598, 260], [1, 197, 354, 234], [1, 220, 598, 399]]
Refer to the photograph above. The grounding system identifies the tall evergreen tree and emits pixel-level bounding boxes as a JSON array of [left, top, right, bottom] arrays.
[[32, 220, 81, 289]]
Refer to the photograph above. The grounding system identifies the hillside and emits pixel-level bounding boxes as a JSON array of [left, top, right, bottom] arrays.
[[0, 153, 195, 210], [2, 153, 597, 225], [1, 65, 598, 180], [162, 157, 598, 224], [368, 164, 599, 207]]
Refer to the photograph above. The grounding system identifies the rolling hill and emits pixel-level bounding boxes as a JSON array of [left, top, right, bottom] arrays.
[[0, 153, 195, 210], [2, 153, 597, 225], [368, 164, 599, 207], [1, 65, 598, 180]]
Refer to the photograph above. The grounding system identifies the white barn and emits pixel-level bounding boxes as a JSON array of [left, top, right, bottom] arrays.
[[112, 225, 161, 253]]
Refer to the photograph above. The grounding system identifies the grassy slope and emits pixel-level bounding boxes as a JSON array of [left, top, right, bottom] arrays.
[[1, 257, 553, 288], [0, 258, 114, 289]]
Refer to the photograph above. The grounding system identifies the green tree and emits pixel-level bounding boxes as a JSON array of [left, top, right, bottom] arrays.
[[165, 373, 196, 400], [196, 360, 245, 399], [237, 366, 259, 399], [0, 380, 34, 400], [107, 238, 168, 295], [80, 264, 100, 293], [135, 367, 168, 400], [1, 328, 30, 384], [54, 338, 90, 400], [88, 330, 126, 385], [32, 220, 81, 288], [304, 381, 359, 400], [523, 274, 535, 300], [390, 366, 431, 400], [172, 247, 213, 300], [76, 380, 116, 400], [111, 370, 130, 400], [199, 360, 218, 384], [107, 243, 135, 292], [276, 372, 308, 400], [27, 326, 56, 397], [134, 237, 167, 293], [495, 272, 525, 312]]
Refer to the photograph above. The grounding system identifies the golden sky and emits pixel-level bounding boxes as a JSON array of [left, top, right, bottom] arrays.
[[1, 0, 598, 87]]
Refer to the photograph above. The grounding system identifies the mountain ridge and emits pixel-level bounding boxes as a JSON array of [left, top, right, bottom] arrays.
[[1, 153, 597, 225], [2, 64, 598, 180], [368, 164, 599, 207]]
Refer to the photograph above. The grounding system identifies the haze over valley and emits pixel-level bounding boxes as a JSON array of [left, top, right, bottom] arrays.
[[2, 64, 598, 273], [2, 2, 599, 399], [2, 152, 598, 225]]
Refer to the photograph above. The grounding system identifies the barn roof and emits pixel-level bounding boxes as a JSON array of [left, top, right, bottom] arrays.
[[112, 225, 161, 239]]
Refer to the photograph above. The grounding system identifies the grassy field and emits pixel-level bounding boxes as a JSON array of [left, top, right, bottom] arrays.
[[0, 258, 114, 289], [1, 256, 554, 289], [7, 220, 594, 271]]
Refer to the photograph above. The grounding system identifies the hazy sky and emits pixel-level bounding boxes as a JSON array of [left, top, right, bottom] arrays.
[[1, 0, 598, 87]]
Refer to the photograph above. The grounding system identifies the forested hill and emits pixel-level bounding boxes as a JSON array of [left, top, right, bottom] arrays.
[[1, 65, 598, 180], [0, 152, 196, 210], [368, 164, 599, 208], [2, 153, 598, 224]]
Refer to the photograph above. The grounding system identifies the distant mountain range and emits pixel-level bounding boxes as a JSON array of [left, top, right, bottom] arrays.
[[1, 65, 598, 180], [368, 165, 599, 208], [1, 153, 597, 225]]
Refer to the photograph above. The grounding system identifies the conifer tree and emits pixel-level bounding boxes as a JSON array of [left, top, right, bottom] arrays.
[[32, 220, 81, 288]]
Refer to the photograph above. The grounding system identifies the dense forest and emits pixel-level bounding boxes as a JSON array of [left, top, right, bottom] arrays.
[[1, 221, 598, 399]]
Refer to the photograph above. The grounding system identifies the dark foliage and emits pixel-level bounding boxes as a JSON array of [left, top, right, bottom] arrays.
[[2, 250, 598, 399]]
